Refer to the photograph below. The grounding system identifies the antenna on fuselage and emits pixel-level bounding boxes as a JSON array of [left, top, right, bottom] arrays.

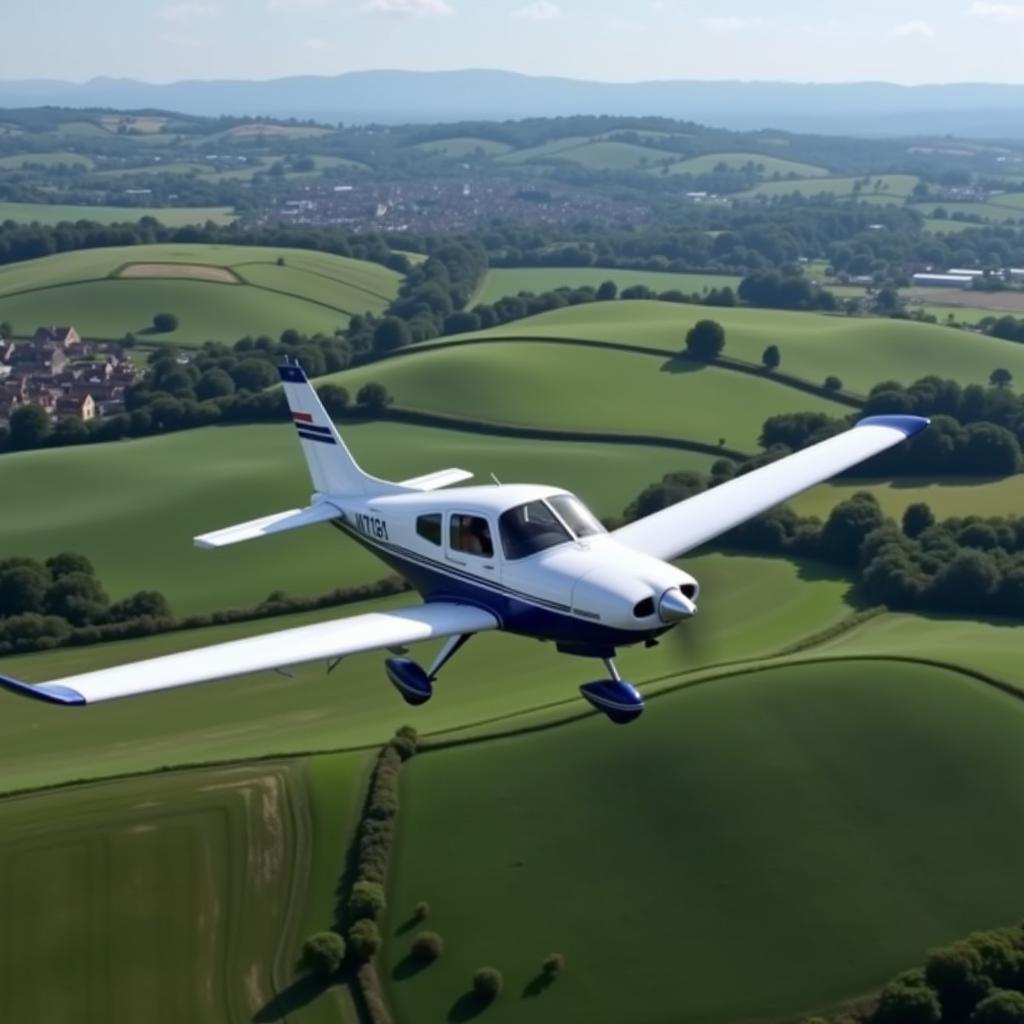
[[490, 473, 502, 486]]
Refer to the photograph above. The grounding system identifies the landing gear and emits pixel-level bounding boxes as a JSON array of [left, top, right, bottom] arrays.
[[579, 657, 645, 725], [385, 633, 472, 707]]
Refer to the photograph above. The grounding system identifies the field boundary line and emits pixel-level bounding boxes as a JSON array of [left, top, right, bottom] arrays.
[[231, 259, 397, 303]]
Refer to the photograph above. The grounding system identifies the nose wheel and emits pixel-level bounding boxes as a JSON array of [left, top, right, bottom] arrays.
[[580, 658, 645, 725]]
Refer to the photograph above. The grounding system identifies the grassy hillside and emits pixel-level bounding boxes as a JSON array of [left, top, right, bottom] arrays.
[[0, 553, 854, 793], [1, 420, 715, 614], [0, 201, 236, 226], [663, 152, 828, 177], [411, 137, 513, 157], [475, 268, 741, 304], [742, 174, 919, 201], [329, 340, 847, 449], [0, 243, 401, 343], [453, 299, 1024, 391], [386, 658, 1024, 1024], [0, 762, 310, 1023]]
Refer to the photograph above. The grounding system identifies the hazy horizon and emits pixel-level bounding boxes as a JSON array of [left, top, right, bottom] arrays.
[[5, 0, 1024, 87]]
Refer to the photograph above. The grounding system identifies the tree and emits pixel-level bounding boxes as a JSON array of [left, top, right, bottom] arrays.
[[473, 967, 503, 1001], [195, 369, 236, 401], [317, 384, 350, 417], [230, 359, 278, 392], [411, 932, 444, 963], [685, 319, 726, 360], [414, 901, 431, 921], [152, 312, 179, 333], [350, 880, 386, 920], [990, 368, 1013, 389], [44, 571, 108, 626], [596, 280, 618, 301], [873, 978, 941, 1024], [542, 953, 565, 977], [443, 311, 480, 335], [973, 991, 1024, 1024], [0, 320, 12, 339], [819, 493, 885, 566], [108, 590, 172, 621], [0, 565, 49, 617], [373, 316, 412, 353], [902, 503, 935, 539], [45, 552, 95, 580], [762, 345, 781, 371], [347, 919, 381, 962], [357, 383, 393, 415], [824, 375, 844, 391], [301, 932, 345, 980], [925, 944, 992, 1019], [9, 405, 51, 450]]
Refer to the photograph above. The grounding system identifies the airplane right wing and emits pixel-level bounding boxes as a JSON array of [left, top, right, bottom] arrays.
[[0, 602, 499, 706], [612, 415, 929, 563]]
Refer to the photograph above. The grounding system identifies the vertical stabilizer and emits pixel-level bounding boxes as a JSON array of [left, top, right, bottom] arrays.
[[279, 363, 395, 497]]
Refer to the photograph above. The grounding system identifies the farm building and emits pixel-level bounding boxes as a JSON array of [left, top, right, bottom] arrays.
[[911, 273, 974, 288]]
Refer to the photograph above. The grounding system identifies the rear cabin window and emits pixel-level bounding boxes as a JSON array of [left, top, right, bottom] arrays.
[[416, 514, 442, 546], [499, 501, 572, 560], [449, 514, 494, 558]]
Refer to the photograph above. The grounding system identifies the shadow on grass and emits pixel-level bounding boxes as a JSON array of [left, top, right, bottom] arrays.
[[659, 355, 706, 376], [447, 990, 492, 1022], [252, 973, 330, 1022], [521, 972, 556, 999], [393, 914, 421, 937], [392, 954, 432, 982]]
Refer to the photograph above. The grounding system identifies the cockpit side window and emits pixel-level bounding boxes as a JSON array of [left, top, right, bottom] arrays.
[[416, 513, 442, 546], [499, 501, 572, 561], [449, 514, 494, 559], [548, 494, 605, 539]]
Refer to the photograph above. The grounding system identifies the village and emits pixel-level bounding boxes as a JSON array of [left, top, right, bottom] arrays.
[[0, 326, 141, 428]]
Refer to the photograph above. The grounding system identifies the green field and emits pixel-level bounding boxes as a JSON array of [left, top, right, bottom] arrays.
[[386, 658, 1024, 1024], [452, 299, 1024, 391], [0, 243, 401, 342], [411, 137, 513, 158], [742, 174, 919, 201], [1, 420, 715, 614], [793, 474, 1024, 521], [543, 140, 674, 171], [0, 151, 95, 169], [663, 152, 828, 177], [912, 202, 1024, 224], [495, 137, 592, 164], [475, 268, 742, 304], [327, 339, 847, 450], [0, 201, 236, 226]]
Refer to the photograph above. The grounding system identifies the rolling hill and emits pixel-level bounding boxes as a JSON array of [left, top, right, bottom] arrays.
[[0, 243, 401, 343], [0, 201, 236, 227]]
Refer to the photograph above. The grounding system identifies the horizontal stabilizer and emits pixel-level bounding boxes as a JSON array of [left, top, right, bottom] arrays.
[[399, 467, 474, 491], [194, 502, 342, 549]]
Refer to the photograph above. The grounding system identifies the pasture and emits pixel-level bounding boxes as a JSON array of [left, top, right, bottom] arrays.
[[386, 657, 1024, 1024], [475, 267, 742, 304], [0, 243, 401, 342], [327, 339, 848, 449], [411, 137, 513, 157], [0, 420, 716, 614], [741, 174, 919, 201], [0, 201, 236, 226], [0, 151, 95, 169], [451, 299, 1024, 391], [663, 151, 828, 177]]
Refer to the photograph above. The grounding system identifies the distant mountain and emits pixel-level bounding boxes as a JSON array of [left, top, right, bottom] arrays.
[[2, 70, 1024, 137]]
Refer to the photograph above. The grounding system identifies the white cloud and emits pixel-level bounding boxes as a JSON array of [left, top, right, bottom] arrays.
[[158, 2, 220, 23], [360, 0, 453, 16], [887, 19, 935, 36], [702, 15, 761, 32], [511, 1, 561, 21], [966, 1, 1024, 22], [159, 30, 211, 46]]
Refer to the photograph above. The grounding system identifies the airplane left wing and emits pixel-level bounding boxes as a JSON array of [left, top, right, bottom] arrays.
[[0, 602, 498, 706], [612, 415, 929, 563]]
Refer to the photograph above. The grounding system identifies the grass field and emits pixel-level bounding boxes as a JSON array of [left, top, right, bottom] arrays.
[[0, 551, 856, 793], [0, 201, 236, 226], [0, 151, 95, 169], [912, 202, 1024, 224], [411, 137, 513, 158], [495, 137, 591, 165], [451, 299, 1024, 391], [663, 152, 828, 177], [742, 174, 919, 201], [386, 657, 1024, 1024], [475, 268, 742, 304], [0, 761, 312, 1023], [0, 243, 401, 342], [328, 339, 847, 450]]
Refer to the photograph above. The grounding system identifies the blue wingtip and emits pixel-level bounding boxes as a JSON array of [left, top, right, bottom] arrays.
[[855, 415, 931, 438], [278, 363, 308, 384], [0, 675, 86, 706]]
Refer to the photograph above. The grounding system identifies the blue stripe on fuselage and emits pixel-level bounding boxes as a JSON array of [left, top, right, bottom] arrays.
[[331, 522, 658, 650]]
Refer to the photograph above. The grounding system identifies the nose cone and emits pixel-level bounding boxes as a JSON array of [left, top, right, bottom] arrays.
[[659, 588, 697, 623]]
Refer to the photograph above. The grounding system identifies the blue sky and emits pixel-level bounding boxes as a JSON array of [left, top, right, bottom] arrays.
[[6, 0, 1024, 83]]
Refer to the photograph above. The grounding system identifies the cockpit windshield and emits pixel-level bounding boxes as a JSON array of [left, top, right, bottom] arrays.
[[499, 494, 605, 560]]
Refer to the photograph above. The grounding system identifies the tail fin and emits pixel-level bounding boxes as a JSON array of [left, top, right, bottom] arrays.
[[279, 363, 395, 497]]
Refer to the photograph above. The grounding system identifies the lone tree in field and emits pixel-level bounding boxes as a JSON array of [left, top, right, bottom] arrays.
[[472, 967, 503, 1002], [596, 280, 618, 301], [152, 312, 179, 333], [990, 368, 1013, 389], [824, 375, 843, 392], [542, 953, 565, 977], [685, 319, 726, 361], [301, 931, 346, 980], [411, 932, 444, 963], [762, 344, 781, 371]]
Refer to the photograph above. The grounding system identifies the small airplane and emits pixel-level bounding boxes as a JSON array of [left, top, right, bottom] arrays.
[[1, 363, 928, 724]]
